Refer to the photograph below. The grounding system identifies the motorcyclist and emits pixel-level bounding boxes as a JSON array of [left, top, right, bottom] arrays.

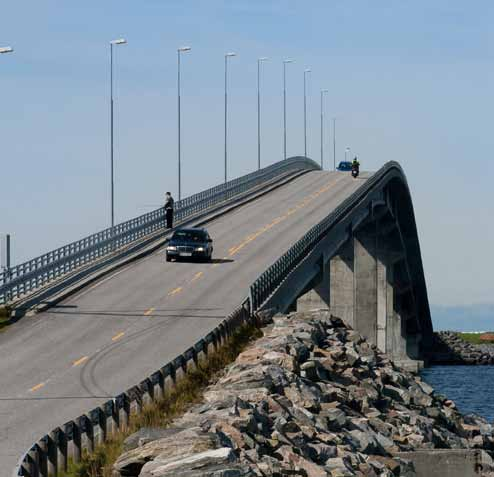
[[352, 156, 360, 172]]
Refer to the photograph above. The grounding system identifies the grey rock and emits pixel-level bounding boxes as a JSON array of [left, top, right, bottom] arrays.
[[109, 310, 493, 477]]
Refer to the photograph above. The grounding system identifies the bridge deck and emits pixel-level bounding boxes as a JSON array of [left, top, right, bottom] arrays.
[[0, 170, 368, 472]]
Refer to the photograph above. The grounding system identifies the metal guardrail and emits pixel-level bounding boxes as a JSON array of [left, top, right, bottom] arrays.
[[249, 161, 405, 311], [13, 300, 253, 477], [0, 156, 319, 305], [13, 161, 409, 476]]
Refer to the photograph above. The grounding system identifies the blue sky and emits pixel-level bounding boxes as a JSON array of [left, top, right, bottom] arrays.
[[0, 1, 493, 309]]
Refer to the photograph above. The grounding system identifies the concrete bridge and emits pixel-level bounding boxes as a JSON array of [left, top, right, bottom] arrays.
[[283, 165, 431, 371], [0, 158, 432, 475]]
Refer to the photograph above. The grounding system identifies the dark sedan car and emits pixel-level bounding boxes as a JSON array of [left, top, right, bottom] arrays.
[[166, 228, 213, 262], [337, 161, 353, 171]]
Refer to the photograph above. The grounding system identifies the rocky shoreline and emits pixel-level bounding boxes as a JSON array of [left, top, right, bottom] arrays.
[[113, 311, 494, 476], [430, 331, 494, 365]]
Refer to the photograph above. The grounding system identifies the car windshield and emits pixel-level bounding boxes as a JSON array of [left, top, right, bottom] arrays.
[[172, 230, 206, 242]]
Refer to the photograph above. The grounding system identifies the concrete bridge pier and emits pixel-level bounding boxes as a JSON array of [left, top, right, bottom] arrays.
[[295, 218, 424, 371], [296, 259, 330, 311]]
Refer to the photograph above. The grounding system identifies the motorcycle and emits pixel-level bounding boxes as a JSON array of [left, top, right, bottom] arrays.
[[351, 166, 359, 178]]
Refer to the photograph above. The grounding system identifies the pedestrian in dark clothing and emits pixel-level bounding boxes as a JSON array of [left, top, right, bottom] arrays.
[[164, 192, 174, 229]]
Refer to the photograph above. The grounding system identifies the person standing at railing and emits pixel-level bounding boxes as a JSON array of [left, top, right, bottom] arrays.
[[164, 192, 175, 229]]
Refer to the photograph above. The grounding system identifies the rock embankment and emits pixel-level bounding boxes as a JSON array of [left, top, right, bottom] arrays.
[[430, 331, 494, 365], [113, 311, 494, 476]]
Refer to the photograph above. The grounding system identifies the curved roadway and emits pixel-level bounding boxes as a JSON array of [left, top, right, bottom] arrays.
[[0, 170, 369, 473]]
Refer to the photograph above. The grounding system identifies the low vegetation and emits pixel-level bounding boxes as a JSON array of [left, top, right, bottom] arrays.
[[458, 332, 494, 344], [60, 322, 262, 477], [0, 306, 11, 332]]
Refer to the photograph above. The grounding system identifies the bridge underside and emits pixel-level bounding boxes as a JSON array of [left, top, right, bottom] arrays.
[[264, 176, 431, 372]]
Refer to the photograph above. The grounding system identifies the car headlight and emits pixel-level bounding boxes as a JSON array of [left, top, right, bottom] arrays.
[[167, 246, 177, 251], [195, 247, 205, 252]]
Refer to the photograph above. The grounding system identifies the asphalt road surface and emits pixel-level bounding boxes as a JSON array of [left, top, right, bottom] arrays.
[[0, 170, 368, 473]]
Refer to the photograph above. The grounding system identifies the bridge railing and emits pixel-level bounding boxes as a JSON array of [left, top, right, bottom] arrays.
[[250, 161, 404, 311], [13, 299, 254, 477], [0, 156, 319, 305], [13, 161, 409, 476]]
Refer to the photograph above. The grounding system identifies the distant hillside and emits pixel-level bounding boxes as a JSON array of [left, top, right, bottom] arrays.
[[431, 304, 494, 332]]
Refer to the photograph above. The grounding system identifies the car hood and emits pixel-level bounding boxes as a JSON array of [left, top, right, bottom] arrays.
[[169, 240, 207, 247]]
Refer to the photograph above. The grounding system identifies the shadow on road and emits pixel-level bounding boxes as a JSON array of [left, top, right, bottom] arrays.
[[48, 307, 225, 320], [210, 258, 234, 264]]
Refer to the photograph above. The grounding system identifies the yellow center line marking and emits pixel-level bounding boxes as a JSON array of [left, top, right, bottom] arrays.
[[72, 356, 89, 367], [168, 287, 183, 296], [30, 382, 45, 392], [144, 307, 155, 316], [227, 177, 342, 257], [112, 332, 125, 342], [190, 272, 203, 283]]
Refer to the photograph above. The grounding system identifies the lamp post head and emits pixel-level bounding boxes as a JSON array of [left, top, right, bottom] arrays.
[[110, 38, 127, 45], [283, 58, 294, 64], [178, 46, 191, 52], [258, 57, 269, 62], [225, 52, 237, 58], [0, 46, 13, 54], [321, 89, 329, 93], [305, 68, 311, 73]]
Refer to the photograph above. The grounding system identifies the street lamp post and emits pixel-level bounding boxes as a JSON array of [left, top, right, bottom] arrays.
[[257, 57, 268, 170], [320, 89, 328, 170], [109, 38, 127, 229], [224, 52, 237, 184], [345, 146, 351, 163], [333, 118, 336, 170], [177, 46, 191, 201], [0, 47, 13, 286], [283, 59, 294, 160], [303, 68, 311, 158]]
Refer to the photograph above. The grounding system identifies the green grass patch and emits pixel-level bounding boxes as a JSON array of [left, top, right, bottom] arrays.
[[59, 322, 262, 477], [458, 332, 494, 345]]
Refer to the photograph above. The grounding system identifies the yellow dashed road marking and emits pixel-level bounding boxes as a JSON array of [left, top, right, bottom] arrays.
[[30, 382, 45, 392], [112, 332, 125, 342], [190, 272, 203, 283], [72, 356, 89, 367], [227, 177, 341, 257], [168, 287, 183, 296], [144, 307, 155, 316]]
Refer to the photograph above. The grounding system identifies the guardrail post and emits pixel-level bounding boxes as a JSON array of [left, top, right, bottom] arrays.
[[217, 322, 228, 346], [204, 332, 216, 356], [52, 427, 67, 473], [45, 432, 56, 476], [23, 444, 40, 477], [150, 370, 164, 400], [194, 339, 207, 363], [89, 407, 105, 447], [127, 386, 143, 415], [103, 400, 118, 437], [161, 362, 175, 393], [173, 355, 187, 384], [64, 420, 81, 465], [184, 347, 197, 372], [115, 393, 130, 431], [36, 437, 48, 477], [139, 378, 153, 406], [77, 415, 94, 455]]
